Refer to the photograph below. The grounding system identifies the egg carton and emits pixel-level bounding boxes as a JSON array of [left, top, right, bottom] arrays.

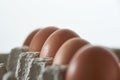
[[0, 46, 120, 80], [0, 46, 67, 80]]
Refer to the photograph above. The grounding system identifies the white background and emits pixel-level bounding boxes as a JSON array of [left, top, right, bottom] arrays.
[[0, 0, 120, 53]]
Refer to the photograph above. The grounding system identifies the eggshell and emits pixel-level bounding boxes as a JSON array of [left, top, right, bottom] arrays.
[[23, 29, 40, 46], [29, 26, 58, 52], [65, 45, 120, 80], [40, 29, 79, 58], [53, 38, 90, 65]]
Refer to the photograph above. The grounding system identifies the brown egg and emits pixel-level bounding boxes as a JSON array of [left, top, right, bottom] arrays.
[[53, 38, 90, 65], [29, 26, 58, 52], [40, 29, 79, 58], [66, 45, 120, 80], [23, 29, 40, 46]]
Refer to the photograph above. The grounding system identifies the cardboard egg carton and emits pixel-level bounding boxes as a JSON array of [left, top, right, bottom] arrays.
[[0, 47, 120, 80], [0, 47, 67, 80]]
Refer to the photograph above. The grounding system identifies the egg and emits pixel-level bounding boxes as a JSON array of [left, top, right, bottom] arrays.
[[23, 29, 40, 46], [29, 26, 58, 52], [53, 38, 90, 65], [65, 45, 120, 80], [40, 29, 79, 58]]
